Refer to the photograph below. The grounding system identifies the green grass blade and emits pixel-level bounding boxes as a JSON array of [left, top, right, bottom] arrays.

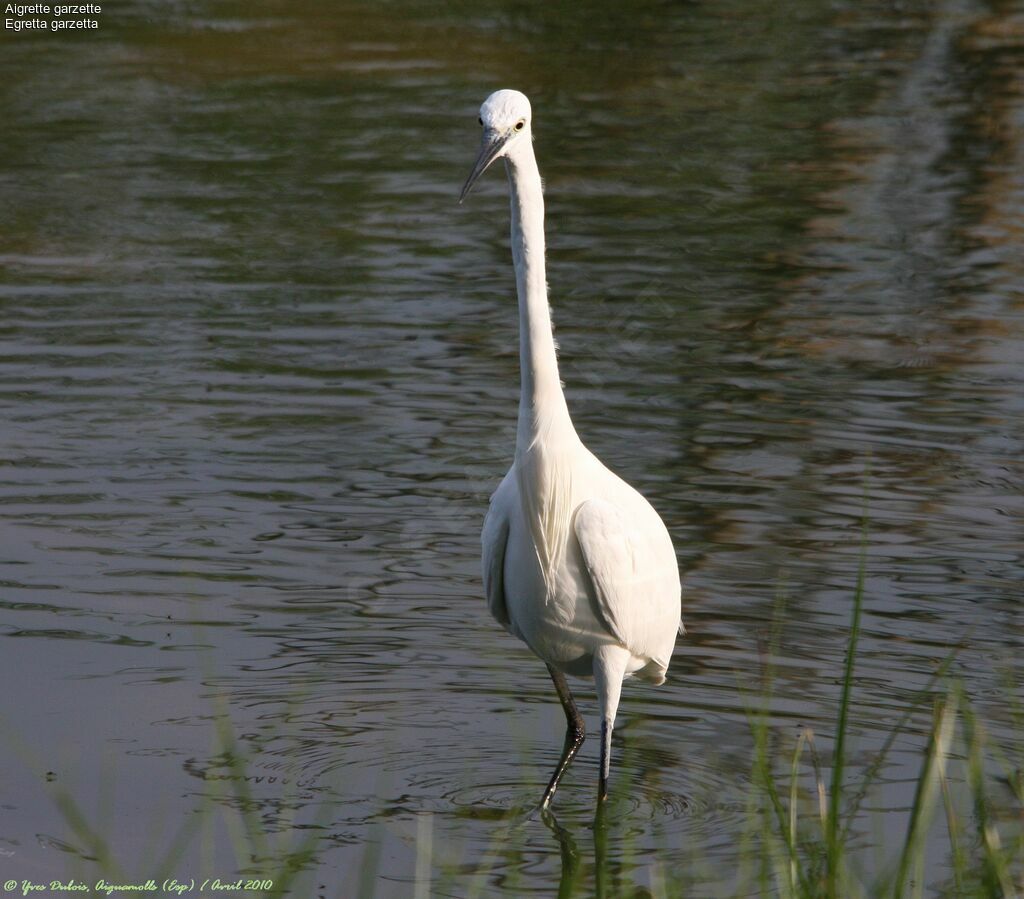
[[826, 513, 867, 895], [746, 696, 808, 895], [840, 641, 963, 843], [414, 810, 434, 899], [891, 694, 958, 897], [963, 705, 1019, 899], [789, 729, 810, 894]]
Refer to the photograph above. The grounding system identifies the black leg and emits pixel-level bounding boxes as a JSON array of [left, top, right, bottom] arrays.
[[598, 718, 611, 802], [540, 664, 585, 808]]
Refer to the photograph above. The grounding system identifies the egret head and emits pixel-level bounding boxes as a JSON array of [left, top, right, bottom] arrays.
[[459, 89, 532, 203]]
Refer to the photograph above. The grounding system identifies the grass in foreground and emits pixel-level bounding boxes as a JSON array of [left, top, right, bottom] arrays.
[[744, 560, 1022, 899], [22, 544, 1024, 897]]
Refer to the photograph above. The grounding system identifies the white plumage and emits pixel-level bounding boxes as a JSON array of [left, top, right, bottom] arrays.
[[462, 89, 683, 806]]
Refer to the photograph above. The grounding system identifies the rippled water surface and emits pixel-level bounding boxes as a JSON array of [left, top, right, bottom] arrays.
[[2, 0, 1022, 894]]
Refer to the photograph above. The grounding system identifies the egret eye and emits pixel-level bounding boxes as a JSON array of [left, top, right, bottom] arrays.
[[514, 119, 525, 131]]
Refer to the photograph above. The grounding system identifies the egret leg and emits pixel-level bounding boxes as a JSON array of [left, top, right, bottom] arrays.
[[599, 719, 611, 801], [540, 664, 585, 808], [593, 644, 629, 803]]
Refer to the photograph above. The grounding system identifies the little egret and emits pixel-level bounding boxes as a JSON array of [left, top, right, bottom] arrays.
[[460, 89, 683, 806]]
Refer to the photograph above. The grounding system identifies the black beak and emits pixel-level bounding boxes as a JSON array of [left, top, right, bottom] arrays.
[[459, 130, 509, 203]]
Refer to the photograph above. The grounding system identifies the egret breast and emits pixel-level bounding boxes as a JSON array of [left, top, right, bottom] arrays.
[[501, 508, 611, 674]]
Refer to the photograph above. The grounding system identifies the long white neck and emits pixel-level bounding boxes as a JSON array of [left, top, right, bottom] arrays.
[[504, 140, 575, 453]]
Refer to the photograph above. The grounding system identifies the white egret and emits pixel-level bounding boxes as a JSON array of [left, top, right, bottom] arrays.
[[461, 89, 683, 806]]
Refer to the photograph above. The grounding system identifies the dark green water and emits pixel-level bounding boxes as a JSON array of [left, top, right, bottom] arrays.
[[1, 0, 1022, 894]]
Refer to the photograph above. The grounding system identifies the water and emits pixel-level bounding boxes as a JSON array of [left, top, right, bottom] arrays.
[[1, 0, 1022, 893]]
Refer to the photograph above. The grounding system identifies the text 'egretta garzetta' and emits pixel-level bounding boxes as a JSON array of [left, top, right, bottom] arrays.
[[461, 89, 684, 807]]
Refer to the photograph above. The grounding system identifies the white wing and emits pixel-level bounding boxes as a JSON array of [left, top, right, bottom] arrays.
[[574, 497, 680, 682], [481, 494, 511, 629]]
